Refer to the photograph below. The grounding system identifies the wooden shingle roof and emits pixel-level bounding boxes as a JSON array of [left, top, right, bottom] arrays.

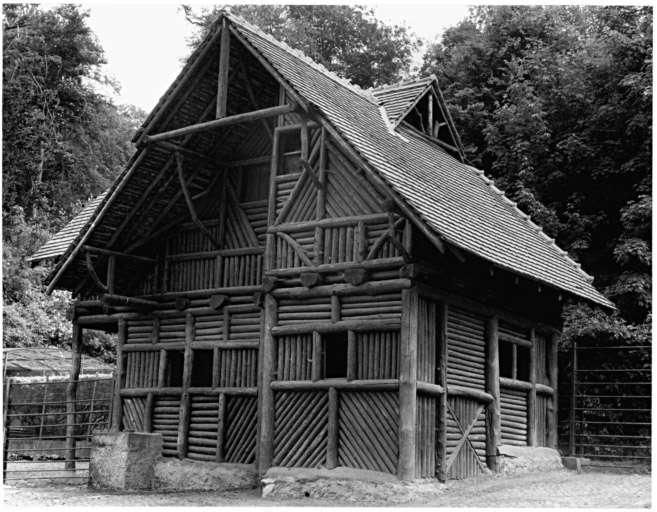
[[372, 77, 434, 125], [228, 14, 613, 308], [28, 193, 107, 264], [36, 11, 613, 309]]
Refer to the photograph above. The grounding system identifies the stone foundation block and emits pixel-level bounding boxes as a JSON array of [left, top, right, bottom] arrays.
[[498, 445, 563, 475], [89, 432, 163, 490], [261, 467, 445, 503], [153, 459, 258, 491]]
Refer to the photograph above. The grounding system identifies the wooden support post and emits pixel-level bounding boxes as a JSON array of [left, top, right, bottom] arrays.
[[311, 331, 322, 382], [427, 93, 434, 136], [347, 330, 357, 381], [144, 392, 154, 433], [547, 332, 559, 449], [327, 387, 338, 469], [216, 392, 226, 462], [331, 295, 340, 323], [106, 255, 116, 294], [527, 329, 537, 447], [258, 294, 278, 473], [158, 349, 167, 388], [398, 287, 419, 481], [177, 314, 195, 458], [111, 319, 127, 431], [65, 322, 83, 470], [485, 315, 501, 472], [436, 301, 448, 481], [216, 19, 230, 119], [316, 127, 327, 221]]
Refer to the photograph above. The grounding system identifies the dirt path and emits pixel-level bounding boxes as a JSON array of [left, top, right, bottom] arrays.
[[3, 468, 651, 508]]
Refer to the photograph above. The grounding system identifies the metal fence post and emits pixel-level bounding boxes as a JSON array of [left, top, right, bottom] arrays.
[[569, 341, 577, 457]]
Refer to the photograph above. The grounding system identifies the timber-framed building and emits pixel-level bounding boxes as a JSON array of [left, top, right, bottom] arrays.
[[31, 11, 613, 481]]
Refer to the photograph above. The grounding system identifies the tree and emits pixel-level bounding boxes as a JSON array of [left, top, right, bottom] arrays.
[[181, 4, 421, 88], [421, 6, 652, 326], [3, 5, 146, 364], [2, 4, 142, 218]]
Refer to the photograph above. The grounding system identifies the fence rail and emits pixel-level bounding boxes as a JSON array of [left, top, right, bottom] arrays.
[[569, 341, 651, 467], [3, 377, 114, 483]]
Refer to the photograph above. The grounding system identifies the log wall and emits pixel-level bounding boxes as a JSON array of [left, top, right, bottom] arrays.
[[446, 306, 486, 391]]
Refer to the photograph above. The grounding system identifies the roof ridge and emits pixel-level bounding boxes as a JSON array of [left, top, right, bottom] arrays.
[[373, 75, 435, 94], [467, 165, 595, 284], [226, 11, 379, 105]]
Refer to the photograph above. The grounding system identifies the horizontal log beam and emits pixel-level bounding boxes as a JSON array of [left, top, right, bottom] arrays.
[[100, 293, 159, 309], [272, 319, 400, 337], [122, 340, 260, 352], [266, 257, 404, 278], [120, 387, 257, 397], [416, 381, 445, 397], [499, 377, 533, 392], [82, 245, 156, 264], [168, 247, 264, 263], [267, 212, 390, 233], [146, 103, 297, 143], [536, 383, 554, 396], [448, 385, 494, 404], [271, 278, 411, 300], [270, 379, 399, 392]]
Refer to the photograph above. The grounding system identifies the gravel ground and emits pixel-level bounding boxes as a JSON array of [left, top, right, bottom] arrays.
[[2, 465, 651, 508]]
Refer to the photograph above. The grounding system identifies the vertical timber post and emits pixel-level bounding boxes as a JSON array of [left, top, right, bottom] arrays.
[[527, 329, 537, 446], [258, 294, 278, 473], [398, 287, 419, 481], [547, 332, 559, 449], [436, 301, 448, 481], [111, 319, 127, 431], [485, 315, 500, 471], [569, 341, 578, 456], [216, 18, 230, 119], [65, 322, 83, 470], [177, 313, 195, 458], [327, 387, 339, 469]]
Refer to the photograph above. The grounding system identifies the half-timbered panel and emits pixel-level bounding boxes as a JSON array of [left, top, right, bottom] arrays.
[[445, 395, 487, 479], [338, 391, 398, 474]]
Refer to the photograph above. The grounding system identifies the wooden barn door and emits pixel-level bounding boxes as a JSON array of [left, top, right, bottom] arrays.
[[444, 305, 488, 480], [445, 394, 488, 479]]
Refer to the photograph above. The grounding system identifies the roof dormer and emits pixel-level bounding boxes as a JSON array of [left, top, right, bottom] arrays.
[[373, 76, 465, 162]]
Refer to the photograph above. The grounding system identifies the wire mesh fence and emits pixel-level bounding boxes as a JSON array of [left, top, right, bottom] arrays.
[[3, 377, 114, 483], [569, 342, 651, 467]]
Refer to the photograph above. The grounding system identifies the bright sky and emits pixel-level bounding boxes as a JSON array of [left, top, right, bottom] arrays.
[[76, 2, 471, 112]]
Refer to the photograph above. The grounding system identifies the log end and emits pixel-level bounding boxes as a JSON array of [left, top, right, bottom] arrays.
[[344, 268, 369, 286], [300, 272, 325, 288], [209, 294, 228, 310], [175, 297, 191, 311]]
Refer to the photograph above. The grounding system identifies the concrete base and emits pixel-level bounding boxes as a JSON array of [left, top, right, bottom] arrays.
[[261, 467, 445, 503], [89, 432, 163, 490], [497, 445, 563, 475], [153, 459, 258, 491], [562, 456, 591, 473]]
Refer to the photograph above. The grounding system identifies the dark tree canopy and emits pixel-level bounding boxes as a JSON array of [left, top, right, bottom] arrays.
[[421, 6, 652, 327], [182, 4, 421, 88], [3, 4, 145, 362]]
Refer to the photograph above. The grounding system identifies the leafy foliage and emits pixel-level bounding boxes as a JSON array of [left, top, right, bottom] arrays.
[[181, 4, 421, 88], [2, 5, 145, 365], [421, 6, 652, 330]]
